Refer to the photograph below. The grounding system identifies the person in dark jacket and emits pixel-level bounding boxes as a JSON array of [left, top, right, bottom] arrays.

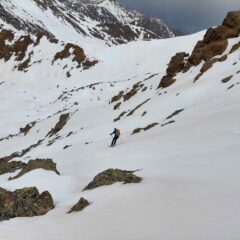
[[110, 128, 120, 147]]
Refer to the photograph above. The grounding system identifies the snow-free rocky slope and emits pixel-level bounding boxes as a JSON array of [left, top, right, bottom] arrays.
[[0, 8, 240, 240]]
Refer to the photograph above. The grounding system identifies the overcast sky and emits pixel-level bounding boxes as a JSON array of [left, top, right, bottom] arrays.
[[119, 0, 240, 33]]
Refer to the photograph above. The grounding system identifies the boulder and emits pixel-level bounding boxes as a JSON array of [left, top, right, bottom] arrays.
[[68, 197, 90, 213], [0, 187, 54, 221], [83, 169, 142, 191]]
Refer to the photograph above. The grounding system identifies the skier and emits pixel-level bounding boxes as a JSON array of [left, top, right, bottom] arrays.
[[110, 128, 120, 147]]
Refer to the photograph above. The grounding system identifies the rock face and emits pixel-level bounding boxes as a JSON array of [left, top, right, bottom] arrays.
[[9, 158, 60, 180], [158, 52, 188, 88], [68, 197, 90, 214], [184, 11, 240, 71], [158, 11, 240, 88], [0, 187, 54, 222], [83, 169, 142, 191]]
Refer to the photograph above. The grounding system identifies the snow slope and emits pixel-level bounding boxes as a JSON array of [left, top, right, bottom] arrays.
[[0, 27, 240, 240], [0, 0, 174, 46]]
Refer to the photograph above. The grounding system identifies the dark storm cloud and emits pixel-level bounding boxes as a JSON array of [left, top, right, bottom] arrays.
[[120, 0, 240, 33]]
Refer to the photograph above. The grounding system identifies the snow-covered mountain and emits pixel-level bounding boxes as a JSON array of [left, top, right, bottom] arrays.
[[0, 3, 240, 240], [0, 0, 174, 45]]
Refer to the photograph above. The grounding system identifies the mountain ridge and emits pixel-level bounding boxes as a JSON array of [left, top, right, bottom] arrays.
[[0, 0, 174, 46]]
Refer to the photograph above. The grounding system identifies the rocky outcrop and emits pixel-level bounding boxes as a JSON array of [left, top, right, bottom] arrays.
[[0, 29, 34, 63], [0, 27, 97, 73], [111, 82, 145, 103], [0, 187, 54, 222], [47, 113, 70, 137], [221, 75, 233, 83], [19, 121, 36, 135], [0, 139, 43, 163], [132, 123, 159, 135], [127, 98, 150, 116], [158, 52, 188, 88], [53, 43, 98, 70], [166, 109, 184, 120], [9, 159, 60, 180], [68, 197, 90, 214], [230, 42, 240, 53], [83, 169, 142, 191], [0, 160, 26, 176], [184, 11, 240, 71], [158, 11, 240, 88]]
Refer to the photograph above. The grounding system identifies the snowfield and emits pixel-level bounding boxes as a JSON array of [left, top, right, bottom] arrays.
[[0, 28, 240, 240]]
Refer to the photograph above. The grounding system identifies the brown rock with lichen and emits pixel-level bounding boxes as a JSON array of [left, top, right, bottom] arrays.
[[9, 158, 60, 180], [68, 197, 90, 213], [83, 169, 142, 191], [0, 187, 54, 222]]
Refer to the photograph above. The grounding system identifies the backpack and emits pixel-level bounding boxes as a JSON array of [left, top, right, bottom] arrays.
[[116, 129, 120, 137]]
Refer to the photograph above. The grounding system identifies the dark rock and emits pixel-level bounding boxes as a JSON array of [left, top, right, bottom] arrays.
[[111, 91, 124, 103], [47, 113, 70, 137], [158, 52, 187, 88], [53, 43, 98, 69], [166, 109, 184, 120], [9, 159, 60, 180], [0, 187, 54, 222], [19, 121, 36, 135], [83, 169, 142, 191], [63, 145, 71, 150], [230, 42, 240, 53], [221, 75, 233, 83], [0, 139, 43, 163], [66, 71, 71, 78], [158, 76, 176, 89], [123, 82, 144, 101], [0, 160, 26, 176], [132, 123, 159, 135], [114, 111, 127, 122], [127, 98, 150, 117], [68, 197, 90, 213], [227, 84, 235, 90], [223, 11, 240, 31], [184, 11, 240, 73], [113, 102, 121, 110], [194, 55, 228, 82], [161, 120, 175, 127]]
